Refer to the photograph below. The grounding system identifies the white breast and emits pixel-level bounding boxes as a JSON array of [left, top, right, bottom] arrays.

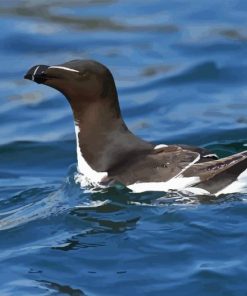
[[74, 125, 108, 186]]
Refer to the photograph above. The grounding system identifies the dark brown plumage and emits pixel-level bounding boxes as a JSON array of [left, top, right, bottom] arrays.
[[24, 60, 247, 195]]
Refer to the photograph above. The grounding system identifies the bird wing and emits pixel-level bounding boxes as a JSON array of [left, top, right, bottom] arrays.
[[184, 151, 247, 194], [107, 145, 247, 195], [176, 144, 219, 162], [109, 145, 201, 185]]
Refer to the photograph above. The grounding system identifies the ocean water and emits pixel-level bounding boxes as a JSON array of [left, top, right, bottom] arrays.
[[1, 0, 247, 295]]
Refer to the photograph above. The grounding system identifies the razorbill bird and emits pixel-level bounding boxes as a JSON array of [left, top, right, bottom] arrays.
[[24, 60, 247, 195]]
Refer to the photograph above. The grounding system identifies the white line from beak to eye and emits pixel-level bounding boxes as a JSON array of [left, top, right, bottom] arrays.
[[32, 66, 40, 81], [48, 66, 79, 73]]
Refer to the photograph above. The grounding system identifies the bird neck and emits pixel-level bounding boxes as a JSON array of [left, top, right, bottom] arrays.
[[68, 94, 153, 172]]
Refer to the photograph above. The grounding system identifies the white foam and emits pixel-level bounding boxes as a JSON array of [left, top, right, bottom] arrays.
[[48, 66, 79, 73], [181, 187, 210, 195], [215, 167, 247, 196], [74, 125, 108, 186], [75, 200, 109, 208]]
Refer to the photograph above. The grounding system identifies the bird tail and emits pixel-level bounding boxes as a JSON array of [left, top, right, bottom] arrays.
[[185, 151, 247, 195]]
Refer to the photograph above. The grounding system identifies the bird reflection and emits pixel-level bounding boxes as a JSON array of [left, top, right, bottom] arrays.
[[38, 280, 86, 296]]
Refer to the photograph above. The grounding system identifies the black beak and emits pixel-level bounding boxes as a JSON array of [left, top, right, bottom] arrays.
[[24, 65, 49, 84]]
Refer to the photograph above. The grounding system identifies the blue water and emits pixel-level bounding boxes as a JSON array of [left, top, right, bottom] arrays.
[[1, 0, 247, 295]]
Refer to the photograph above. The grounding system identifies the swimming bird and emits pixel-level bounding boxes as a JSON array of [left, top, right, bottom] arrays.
[[24, 60, 247, 195]]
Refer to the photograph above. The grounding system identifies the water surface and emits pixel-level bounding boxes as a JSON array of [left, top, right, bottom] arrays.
[[1, 0, 247, 295]]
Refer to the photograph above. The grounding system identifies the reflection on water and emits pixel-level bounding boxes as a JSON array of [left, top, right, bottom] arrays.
[[1, 0, 247, 295], [38, 280, 86, 296]]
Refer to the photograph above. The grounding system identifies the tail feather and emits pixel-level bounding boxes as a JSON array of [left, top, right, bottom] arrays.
[[184, 151, 247, 194]]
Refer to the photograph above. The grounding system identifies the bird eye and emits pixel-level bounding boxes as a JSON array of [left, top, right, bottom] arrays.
[[79, 71, 89, 79]]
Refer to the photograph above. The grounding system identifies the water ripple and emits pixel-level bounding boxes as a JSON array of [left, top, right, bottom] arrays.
[[1, 0, 247, 294]]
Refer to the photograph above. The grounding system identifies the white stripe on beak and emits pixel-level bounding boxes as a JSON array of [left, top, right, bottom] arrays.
[[32, 66, 40, 81]]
